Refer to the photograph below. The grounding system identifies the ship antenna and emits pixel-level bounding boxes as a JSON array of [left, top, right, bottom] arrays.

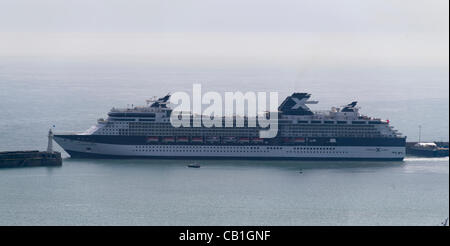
[[418, 125, 422, 143]]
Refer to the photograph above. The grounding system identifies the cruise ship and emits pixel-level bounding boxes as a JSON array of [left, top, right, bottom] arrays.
[[54, 93, 406, 160]]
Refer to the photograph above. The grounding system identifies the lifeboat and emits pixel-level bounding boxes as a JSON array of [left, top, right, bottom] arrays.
[[294, 137, 305, 143], [206, 136, 220, 142], [223, 137, 236, 143], [252, 138, 264, 143], [146, 136, 159, 143], [238, 137, 250, 143], [176, 137, 189, 143], [191, 137, 203, 143], [162, 137, 175, 143]]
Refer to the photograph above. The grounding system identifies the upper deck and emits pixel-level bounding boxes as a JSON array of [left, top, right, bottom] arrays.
[[88, 93, 403, 139]]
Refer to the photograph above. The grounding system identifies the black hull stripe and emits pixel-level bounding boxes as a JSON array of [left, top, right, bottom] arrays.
[[66, 150, 404, 161], [56, 135, 406, 147]]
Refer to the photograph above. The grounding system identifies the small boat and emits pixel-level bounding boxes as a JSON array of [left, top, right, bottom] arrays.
[[187, 164, 201, 168], [407, 142, 449, 157]]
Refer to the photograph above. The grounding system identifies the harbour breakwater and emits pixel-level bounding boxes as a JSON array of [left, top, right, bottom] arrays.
[[0, 151, 62, 168]]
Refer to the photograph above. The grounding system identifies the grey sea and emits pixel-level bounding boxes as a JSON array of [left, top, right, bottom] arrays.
[[0, 59, 448, 225]]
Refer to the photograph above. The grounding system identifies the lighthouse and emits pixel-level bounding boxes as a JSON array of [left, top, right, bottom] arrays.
[[47, 129, 54, 153]]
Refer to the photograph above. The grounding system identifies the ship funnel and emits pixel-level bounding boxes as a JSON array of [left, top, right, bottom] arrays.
[[278, 93, 316, 115]]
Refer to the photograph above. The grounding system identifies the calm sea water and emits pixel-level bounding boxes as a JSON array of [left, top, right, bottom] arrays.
[[0, 59, 448, 225]]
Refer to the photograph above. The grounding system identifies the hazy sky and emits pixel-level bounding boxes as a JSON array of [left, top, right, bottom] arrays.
[[1, 0, 448, 32], [0, 0, 448, 69]]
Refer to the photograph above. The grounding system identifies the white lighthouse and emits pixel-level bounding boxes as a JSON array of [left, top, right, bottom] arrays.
[[47, 129, 53, 153]]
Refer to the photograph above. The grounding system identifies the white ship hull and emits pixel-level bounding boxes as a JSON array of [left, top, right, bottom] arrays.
[[54, 137, 405, 160]]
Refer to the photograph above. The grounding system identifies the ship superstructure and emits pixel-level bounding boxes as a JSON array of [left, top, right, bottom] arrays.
[[54, 93, 406, 160]]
